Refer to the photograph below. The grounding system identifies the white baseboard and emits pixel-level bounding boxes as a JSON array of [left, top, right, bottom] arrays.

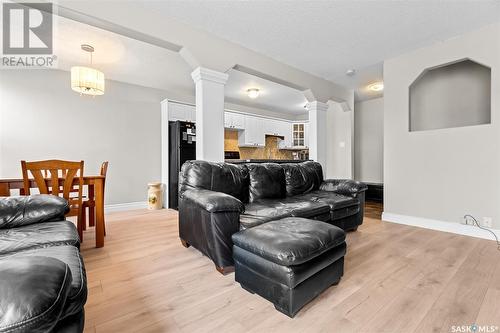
[[105, 201, 148, 213], [382, 212, 500, 241]]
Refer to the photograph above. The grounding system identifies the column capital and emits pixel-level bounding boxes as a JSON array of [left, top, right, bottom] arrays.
[[191, 67, 229, 85], [307, 101, 329, 112]]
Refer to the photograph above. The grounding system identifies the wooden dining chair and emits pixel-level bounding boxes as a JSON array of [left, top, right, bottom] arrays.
[[82, 161, 108, 235], [21, 160, 85, 240]]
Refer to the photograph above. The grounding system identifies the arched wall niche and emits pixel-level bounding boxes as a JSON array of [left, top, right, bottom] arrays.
[[409, 59, 491, 132]]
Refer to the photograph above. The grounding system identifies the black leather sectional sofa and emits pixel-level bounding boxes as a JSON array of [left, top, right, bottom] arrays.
[[0, 195, 87, 332], [178, 160, 367, 273]]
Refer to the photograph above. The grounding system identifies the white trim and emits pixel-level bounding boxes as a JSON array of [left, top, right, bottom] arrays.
[[161, 99, 169, 208], [382, 212, 500, 241], [307, 101, 329, 112], [105, 201, 148, 213], [191, 67, 229, 85]]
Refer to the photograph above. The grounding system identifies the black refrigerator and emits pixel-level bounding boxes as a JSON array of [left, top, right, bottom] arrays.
[[168, 121, 196, 209]]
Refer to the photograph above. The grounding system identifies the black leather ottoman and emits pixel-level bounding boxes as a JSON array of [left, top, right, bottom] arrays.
[[232, 217, 346, 317]]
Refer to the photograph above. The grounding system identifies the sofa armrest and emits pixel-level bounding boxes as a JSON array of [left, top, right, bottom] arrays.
[[181, 189, 245, 213], [178, 189, 243, 269], [0, 194, 69, 229], [0, 256, 73, 332], [320, 179, 368, 197]]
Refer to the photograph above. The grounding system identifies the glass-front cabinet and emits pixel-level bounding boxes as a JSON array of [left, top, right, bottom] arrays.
[[292, 123, 305, 147]]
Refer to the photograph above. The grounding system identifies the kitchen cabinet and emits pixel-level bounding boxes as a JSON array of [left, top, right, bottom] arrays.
[[291, 122, 308, 148], [224, 112, 245, 130], [264, 119, 292, 149], [304, 122, 309, 148], [278, 121, 292, 147], [238, 115, 265, 147], [263, 119, 280, 136], [166, 101, 307, 150], [168, 102, 196, 122], [264, 119, 290, 137]]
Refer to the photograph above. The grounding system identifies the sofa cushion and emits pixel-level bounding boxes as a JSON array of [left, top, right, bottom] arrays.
[[299, 161, 324, 191], [179, 160, 249, 202], [247, 163, 286, 202], [0, 195, 69, 229], [296, 190, 359, 210], [0, 220, 80, 255], [240, 198, 330, 230], [0, 256, 72, 333], [281, 163, 315, 196], [1, 245, 87, 319], [232, 217, 346, 266]]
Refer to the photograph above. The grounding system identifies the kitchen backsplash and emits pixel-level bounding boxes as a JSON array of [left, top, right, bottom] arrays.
[[224, 130, 294, 160]]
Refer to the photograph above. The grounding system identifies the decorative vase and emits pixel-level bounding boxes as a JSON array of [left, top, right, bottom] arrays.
[[147, 182, 163, 210]]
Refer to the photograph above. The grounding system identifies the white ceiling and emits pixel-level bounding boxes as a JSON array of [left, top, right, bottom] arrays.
[[225, 69, 307, 115], [144, 0, 500, 101], [54, 16, 309, 116], [55, 16, 194, 97]]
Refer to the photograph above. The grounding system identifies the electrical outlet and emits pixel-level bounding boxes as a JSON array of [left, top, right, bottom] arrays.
[[482, 217, 493, 228]]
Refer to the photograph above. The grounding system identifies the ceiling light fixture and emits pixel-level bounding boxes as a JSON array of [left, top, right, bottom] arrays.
[[346, 69, 356, 76], [71, 44, 105, 96], [247, 88, 260, 99], [368, 82, 384, 92]]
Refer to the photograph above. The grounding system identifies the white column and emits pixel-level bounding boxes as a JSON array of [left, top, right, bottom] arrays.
[[191, 67, 229, 162], [308, 101, 329, 170]]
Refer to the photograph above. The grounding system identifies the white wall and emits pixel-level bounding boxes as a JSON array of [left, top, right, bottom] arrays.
[[0, 69, 168, 205], [384, 23, 500, 228], [354, 97, 384, 183], [325, 101, 354, 179]]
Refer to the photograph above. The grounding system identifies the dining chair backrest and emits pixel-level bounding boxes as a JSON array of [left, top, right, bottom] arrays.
[[21, 159, 84, 217], [100, 161, 109, 190], [100, 161, 109, 177]]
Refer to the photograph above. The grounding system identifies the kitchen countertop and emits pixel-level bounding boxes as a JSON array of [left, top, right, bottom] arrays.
[[225, 159, 310, 164]]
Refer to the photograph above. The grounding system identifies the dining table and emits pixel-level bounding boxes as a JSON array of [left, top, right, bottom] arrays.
[[0, 175, 106, 248]]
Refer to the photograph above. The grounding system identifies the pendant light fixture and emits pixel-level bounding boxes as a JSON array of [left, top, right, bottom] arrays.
[[71, 44, 105, 96]]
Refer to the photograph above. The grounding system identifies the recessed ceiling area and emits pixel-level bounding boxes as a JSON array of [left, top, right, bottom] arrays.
[[53, 16, 308, 117], [55, 16, 194, 97], [145, 0, 500, 101], [225, 69, 307, 116]]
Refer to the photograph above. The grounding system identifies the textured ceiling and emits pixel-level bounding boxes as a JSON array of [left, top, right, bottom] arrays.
[[144, 0, 500, 100]]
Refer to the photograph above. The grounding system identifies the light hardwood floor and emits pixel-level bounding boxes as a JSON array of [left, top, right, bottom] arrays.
[[81, 202, 500, 333]]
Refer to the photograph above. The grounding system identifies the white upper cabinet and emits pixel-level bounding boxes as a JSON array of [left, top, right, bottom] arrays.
[[291, 122, 308, 147], [263, 119, 280, 136], [264, 119, 292, 147], [277, 121, 292, 143], [166, 102, 306, 149], [168, 102, 196, 122], [304, 122, 309, 148], [239, 115, 265, 147], [224, 112, 245, 130]]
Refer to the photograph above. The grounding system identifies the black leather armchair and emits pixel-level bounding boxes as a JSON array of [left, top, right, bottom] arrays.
[[178, 160, 367, 274], [0, 195, 87, 333]]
